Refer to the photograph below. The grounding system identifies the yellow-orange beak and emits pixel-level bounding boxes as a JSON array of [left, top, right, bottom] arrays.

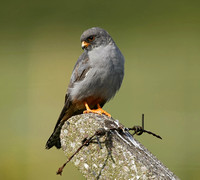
[[81, 41, 90, 49]]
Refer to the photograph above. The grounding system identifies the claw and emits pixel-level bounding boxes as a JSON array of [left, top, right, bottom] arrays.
[[83, 102, 111, 117]]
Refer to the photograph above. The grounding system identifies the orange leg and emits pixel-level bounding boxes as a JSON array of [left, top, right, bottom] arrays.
[[83, 102, 111, 117]]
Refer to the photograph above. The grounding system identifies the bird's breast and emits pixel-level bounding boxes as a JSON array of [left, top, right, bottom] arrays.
[[70, 44, 124, 103]]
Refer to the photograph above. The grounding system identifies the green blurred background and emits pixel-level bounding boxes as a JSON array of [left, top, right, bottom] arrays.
[[0, 0, 199, 179]]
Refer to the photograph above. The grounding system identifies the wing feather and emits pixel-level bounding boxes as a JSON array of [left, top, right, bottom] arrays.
[[46, 51, 91, 149]]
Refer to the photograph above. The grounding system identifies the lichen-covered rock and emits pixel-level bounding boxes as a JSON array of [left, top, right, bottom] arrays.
[[60, 113, 179, 180]]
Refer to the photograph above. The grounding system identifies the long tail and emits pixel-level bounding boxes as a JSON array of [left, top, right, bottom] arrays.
[[45, 96, 85, 149], [45, 123, 64, 149], [45, 100, 72, 149]]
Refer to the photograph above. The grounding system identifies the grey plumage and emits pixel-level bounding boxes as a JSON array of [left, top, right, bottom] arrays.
[[46, 27, 124, 149]]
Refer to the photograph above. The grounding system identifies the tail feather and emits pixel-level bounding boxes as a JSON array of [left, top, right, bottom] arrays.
[[45, 124, 63, 149], [45, 134, 61, 149], [45, 101, 82, 149], [45, 98, 72, 149]]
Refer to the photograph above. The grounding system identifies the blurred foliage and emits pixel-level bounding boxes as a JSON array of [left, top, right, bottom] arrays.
[[0, 0, 200, 179]]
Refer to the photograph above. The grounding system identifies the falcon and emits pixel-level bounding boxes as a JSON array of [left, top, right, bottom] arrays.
[[46, 27, 125, 149]]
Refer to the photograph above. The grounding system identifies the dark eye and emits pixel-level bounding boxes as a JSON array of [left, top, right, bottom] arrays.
[[87, 36, 95, 41]]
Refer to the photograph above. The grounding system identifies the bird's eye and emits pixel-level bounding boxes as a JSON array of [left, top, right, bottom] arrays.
[[87, 36, 95, 41]]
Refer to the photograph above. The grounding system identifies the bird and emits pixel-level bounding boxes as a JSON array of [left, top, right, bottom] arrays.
[[46, 27, 125, 149]]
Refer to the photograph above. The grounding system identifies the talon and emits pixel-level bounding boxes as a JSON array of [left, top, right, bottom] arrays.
[[83, 102, 111, 117]]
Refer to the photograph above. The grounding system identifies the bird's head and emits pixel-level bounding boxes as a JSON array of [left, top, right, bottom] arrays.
[[80, 27, 113, 51]]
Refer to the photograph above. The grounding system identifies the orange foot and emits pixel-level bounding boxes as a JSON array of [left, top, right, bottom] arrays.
[[83, 102, 111, 117]]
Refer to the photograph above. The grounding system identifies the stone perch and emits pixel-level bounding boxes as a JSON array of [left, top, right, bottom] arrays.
[[59, 113, 179, 180]]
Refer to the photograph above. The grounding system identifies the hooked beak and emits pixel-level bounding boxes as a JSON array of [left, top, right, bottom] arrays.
[[81, 41, 90, 49]]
